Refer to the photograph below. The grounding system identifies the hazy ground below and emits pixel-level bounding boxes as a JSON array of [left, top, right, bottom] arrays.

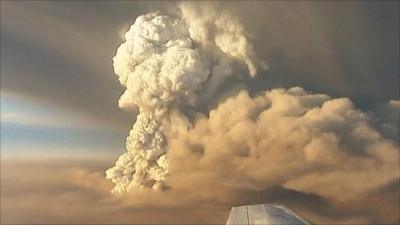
[[1, 153, 398, 224]]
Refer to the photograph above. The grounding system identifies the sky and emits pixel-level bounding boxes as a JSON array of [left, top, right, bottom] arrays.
[[1, 1, 399, 224]]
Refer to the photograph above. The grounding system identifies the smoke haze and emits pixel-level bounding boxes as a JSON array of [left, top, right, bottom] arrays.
[[1, 1, 399, 224]]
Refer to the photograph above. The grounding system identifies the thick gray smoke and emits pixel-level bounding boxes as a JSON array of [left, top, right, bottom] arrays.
[[106, 2, 265, 193]]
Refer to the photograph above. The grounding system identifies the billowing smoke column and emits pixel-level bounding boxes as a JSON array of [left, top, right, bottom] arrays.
[[106, 3, 265, 193], [106, 2, 399, 201]]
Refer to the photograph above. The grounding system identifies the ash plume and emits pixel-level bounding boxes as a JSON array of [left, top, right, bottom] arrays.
[[106, 4, 399, 214], [167, 87, 399, 203], [106, 2, 265, 193]]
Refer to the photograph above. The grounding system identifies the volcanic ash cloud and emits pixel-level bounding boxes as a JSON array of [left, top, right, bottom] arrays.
[[106, 3, 398, 200], [106, 3, 264, 193], [167, 87, 399, 202]]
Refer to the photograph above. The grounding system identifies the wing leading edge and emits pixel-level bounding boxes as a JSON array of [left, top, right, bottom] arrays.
[[226, 204, 311, 225]]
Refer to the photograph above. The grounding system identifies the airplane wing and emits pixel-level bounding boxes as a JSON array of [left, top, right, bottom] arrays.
[[226, 204, 311, 225]]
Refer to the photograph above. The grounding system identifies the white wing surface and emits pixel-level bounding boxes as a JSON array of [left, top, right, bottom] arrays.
[[226, 204, 311, 225]]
